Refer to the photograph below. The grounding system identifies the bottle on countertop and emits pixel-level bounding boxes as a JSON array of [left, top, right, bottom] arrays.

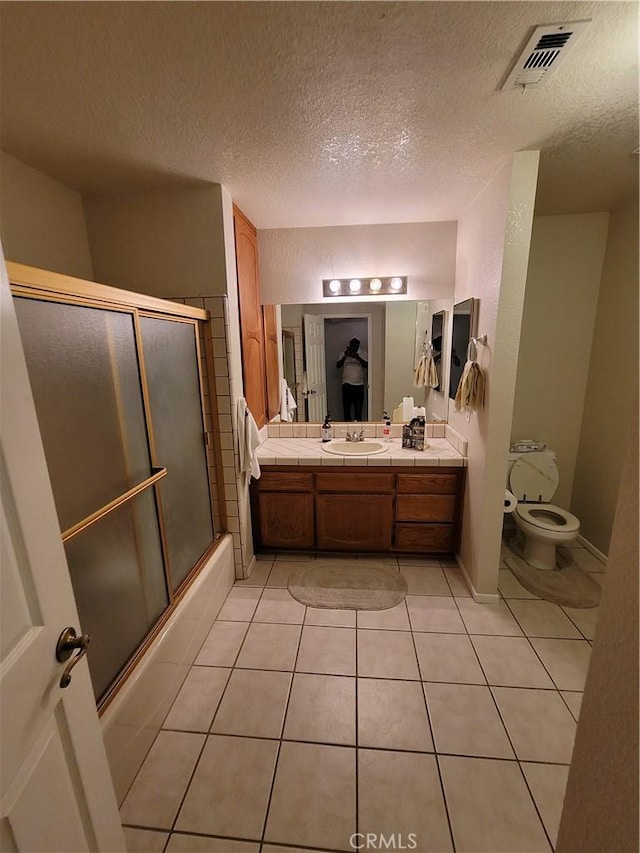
[[382, 411, 391, 443], [321, 413, 332, 443]]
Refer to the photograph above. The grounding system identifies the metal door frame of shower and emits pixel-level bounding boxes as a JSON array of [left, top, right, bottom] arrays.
[[7, 262, 228, 713]]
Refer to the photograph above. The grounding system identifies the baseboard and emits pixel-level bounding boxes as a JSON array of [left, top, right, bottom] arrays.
[[455, 554, 501, 604], [577, 534, 608, 566], [239, 554, 256, 580]]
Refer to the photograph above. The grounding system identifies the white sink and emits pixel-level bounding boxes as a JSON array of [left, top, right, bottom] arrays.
[[321, 440, 389, 456]]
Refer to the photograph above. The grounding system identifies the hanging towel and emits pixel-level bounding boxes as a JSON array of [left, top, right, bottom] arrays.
[[279, 378, 298, 422], [236, 397, 261, 480], [454, 357, 485, 412], [426, 353, 439, 389], [413, 354, 428, 388]]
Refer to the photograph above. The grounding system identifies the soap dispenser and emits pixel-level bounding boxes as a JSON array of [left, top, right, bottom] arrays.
[[321, 413, 332, 443], [382, 411, 391, 443]]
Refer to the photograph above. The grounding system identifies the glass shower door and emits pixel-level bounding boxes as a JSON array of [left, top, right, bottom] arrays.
[[14, 297, 170, 701]]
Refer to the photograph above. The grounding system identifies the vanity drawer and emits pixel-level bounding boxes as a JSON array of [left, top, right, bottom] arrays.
[[396, 494, 457, 523], [397, 473, 458, 494], [257, 471, 313, 492], [315, 472, 395, 493], [395, 523, 454, 552]]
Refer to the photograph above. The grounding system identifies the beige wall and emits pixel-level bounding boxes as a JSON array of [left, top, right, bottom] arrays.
[[257, 220, 457, 304], [84, 185, 227, 297], [449, 151, 540, 597], [571, 197, 639, 554], [556, 412, 638, 852], [384, 302, 418, 415], [512, 213, 609, 508], [0, 150, 93, 279]]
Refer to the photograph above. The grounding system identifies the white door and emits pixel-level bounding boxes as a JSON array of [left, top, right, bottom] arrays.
[[0, 253, 125, 853], [303, 313, 327, 422]]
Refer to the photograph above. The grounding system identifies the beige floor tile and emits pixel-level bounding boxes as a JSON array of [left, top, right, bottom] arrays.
[[235, 622, 301, 671], [163, 666, 231, 732], [217, 587, 262, 621], [253, 588, 306, 624], [498, 569, 539, 599], [255, 552, 276, 561], [356, 556, 401, 568], [397, 556, 442, 567], [507, 600, 582, 639], [425, 683, 513, 759], [120, 731, 205, 830], [491, 687, 577, 763], [296, 626, 356, 675], [521, 762, 570, 848], [275, 551, 314, 561], [166, 835, 259, 852], [283, 673, 356, 745], [440, 755, 550, 852], [357, 629, 420, 680], [400, 565, 451, 595], [560, 691, 583, 720], [123, 827, 168, 852], [211, 669, 292, 738], [443, 565, 472, 597], [195, 621, 249, 667], [471, 636, 554, 688], [266, 561, 302, 587], [414, 633, 486, 684], [265, 742, 356, 851], [176, 735, 278, 839], [358, 749, 452, 852], [561, 605, 600, 640], [234, 560, 272, 587], [456, 598, 523, 636], [529, 638, 592, 691], [304, 607, 356, 627], [357, 601, 410, 630], [358, 679, 433, 751], [558, 546, 606, 572], [262, 847, 331, 853], [407, 595, 466, 633]]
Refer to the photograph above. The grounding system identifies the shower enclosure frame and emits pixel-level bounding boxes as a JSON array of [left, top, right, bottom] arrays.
[[8, 261, 228, 712]]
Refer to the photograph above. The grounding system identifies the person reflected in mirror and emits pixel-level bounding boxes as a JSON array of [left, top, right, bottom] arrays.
[[337, 337, 368, 421]]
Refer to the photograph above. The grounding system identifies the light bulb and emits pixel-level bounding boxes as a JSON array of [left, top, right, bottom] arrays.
[[369, 278, 382, 292], [390, 277, 403, 291], [349, 279, 362, 293], [329, 279, 341, 294]]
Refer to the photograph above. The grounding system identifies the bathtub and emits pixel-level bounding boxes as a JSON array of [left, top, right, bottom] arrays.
[[101, 533, 235, 803]]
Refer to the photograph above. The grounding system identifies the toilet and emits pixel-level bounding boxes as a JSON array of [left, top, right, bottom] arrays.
[[507, 448, 580, 571]]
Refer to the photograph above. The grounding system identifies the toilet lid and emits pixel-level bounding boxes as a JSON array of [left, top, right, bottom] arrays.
[[510, 455, 558, 502]]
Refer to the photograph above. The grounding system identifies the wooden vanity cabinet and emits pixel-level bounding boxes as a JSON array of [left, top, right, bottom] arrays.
[[251, 466, 464, 554]]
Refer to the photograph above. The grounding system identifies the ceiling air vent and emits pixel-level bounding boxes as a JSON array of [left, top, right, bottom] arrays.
[[501, 21, 590, 90]]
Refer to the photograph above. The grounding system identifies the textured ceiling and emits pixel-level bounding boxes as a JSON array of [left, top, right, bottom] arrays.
[[0, 1, 637, 228]]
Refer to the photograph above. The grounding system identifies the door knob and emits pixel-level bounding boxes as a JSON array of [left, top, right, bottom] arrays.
[[56, 627, 90, 688]]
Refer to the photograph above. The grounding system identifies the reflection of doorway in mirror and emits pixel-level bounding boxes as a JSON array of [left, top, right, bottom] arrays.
[[324, 316, 370, 421], [282, 330, 299, 422]]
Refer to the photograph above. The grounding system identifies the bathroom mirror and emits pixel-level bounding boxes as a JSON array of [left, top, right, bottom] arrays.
[[449, 298, 478, 400], [278, 299, 453, 423]]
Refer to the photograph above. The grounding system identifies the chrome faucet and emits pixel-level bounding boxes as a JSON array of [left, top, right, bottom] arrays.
[[345, 427, 365, 442]]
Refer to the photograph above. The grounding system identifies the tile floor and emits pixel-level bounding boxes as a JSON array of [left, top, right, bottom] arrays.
[[121, 542, 603, 853]]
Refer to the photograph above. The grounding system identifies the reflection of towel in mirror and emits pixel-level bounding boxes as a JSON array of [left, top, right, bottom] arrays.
[[279, 379, 297, 422], [454, 360, 485, 411], [413, 354, 439, 389], [236, 397, 261, 480]]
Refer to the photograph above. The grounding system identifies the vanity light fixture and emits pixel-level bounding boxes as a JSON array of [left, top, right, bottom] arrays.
[[322, 276, 407, 298]]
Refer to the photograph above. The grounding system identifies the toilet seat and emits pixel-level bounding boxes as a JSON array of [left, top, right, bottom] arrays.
[[515, 503, 580, 533]]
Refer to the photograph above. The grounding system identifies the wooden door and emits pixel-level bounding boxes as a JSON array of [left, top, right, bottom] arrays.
[[0, 253, 125, 852], [234, 205, 267, 427], [316, 494, 394, 551], [263, 304, 280, 421], [303, 313, 327, 422], [257, 492, 314, 549]]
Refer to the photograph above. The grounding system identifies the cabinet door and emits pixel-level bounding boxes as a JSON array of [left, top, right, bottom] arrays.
[[234, 206, 267, 427], [257, 492, 314, 549], [316, 494, 393, 551]]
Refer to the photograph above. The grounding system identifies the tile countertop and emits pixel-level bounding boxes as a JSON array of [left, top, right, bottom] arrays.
[[255, 437, 467, 467]]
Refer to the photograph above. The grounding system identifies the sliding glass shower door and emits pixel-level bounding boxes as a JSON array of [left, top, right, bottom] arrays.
[[14, 290, 216, 705]]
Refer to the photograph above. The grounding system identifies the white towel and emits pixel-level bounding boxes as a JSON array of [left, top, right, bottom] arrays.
[[236, 397, 261, 480], [279, 378, 298, 422]]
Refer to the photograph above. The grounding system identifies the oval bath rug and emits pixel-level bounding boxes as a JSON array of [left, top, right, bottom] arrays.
[[288, 562, 408, 611]]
